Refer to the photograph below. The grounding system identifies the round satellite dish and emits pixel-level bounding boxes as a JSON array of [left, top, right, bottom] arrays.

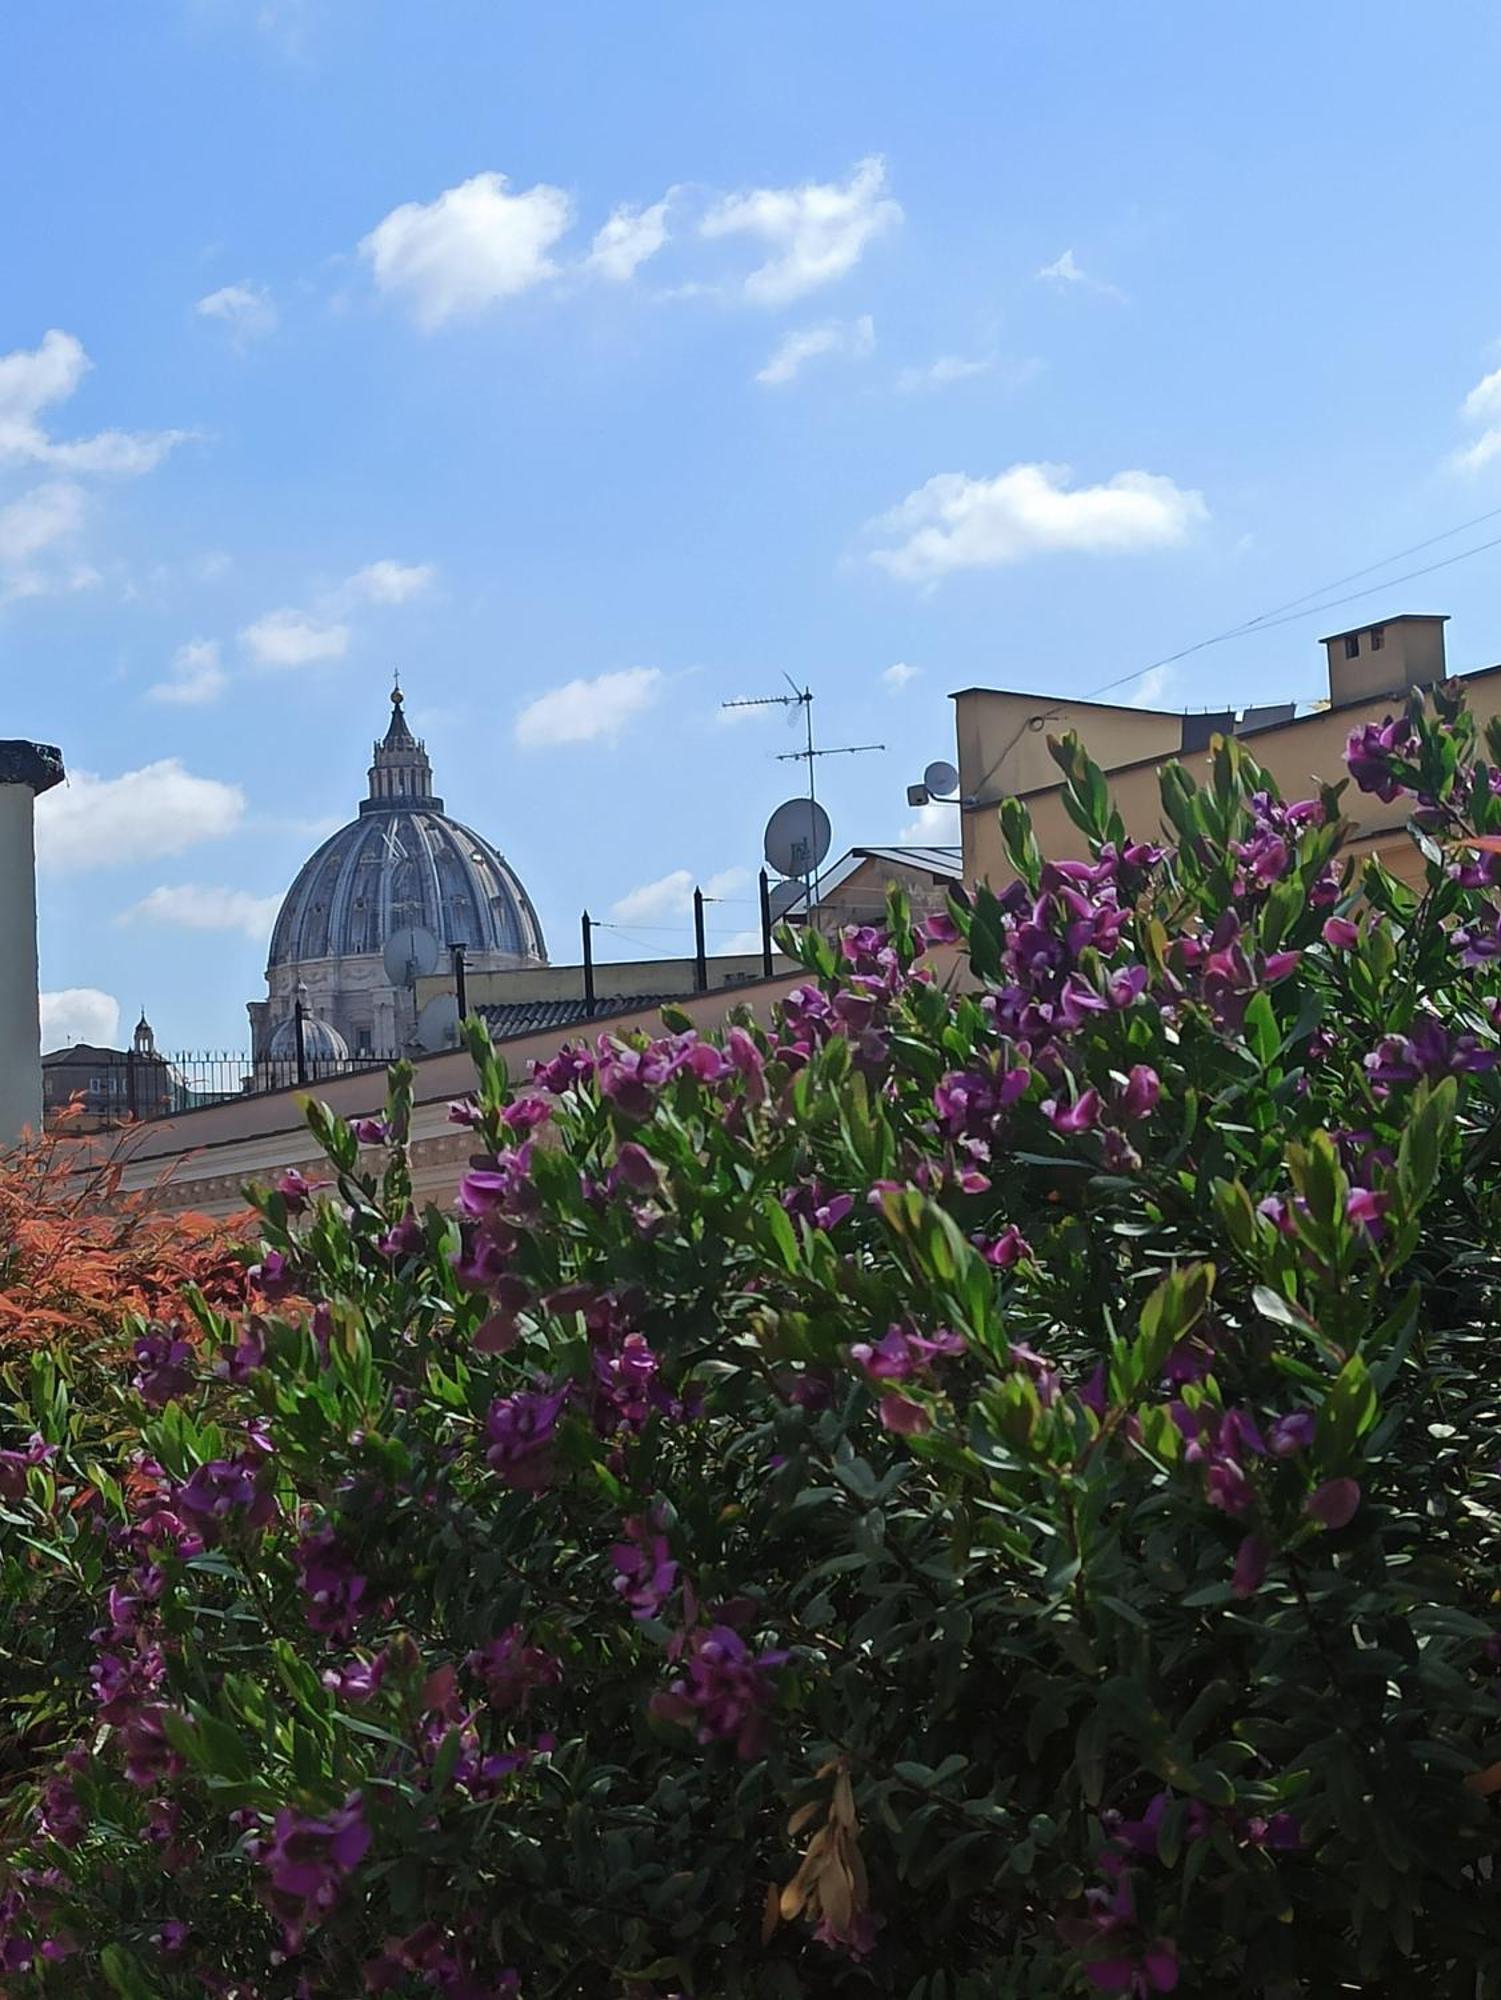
[[383, 925, 441, 988], [923, 759, 960, 799], [415, 992, 462, 1052], [763, 798, 832, 878]]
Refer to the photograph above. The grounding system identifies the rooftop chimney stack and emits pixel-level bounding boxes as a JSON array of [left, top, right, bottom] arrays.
[[1322, 614, 1448, 709]]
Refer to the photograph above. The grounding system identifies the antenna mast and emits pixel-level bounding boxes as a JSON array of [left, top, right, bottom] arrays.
[[720, 680, 884, 906]]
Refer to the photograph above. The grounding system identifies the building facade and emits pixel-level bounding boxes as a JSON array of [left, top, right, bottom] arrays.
[[953, 613, 1483, 893], [251, 687, 547, 1062]]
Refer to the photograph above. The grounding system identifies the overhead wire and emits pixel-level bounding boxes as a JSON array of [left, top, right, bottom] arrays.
[[1084, 508, 1501, 703]]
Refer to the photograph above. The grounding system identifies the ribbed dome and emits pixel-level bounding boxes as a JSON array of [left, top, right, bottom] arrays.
[[266, 688, 546, 972], [268, 1011, 350, 1064]]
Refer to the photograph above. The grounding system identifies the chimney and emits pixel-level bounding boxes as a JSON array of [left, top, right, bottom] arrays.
[[1322, 613, 1447, 709], [0, 740, 65, 1148]]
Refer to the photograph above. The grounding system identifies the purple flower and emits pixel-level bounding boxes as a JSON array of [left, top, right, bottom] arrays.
[[0, 1433, 54, 1499], [877, 1393, 931, 1436], [1321, 916, 1360, 950], [377, 1209, 425, 1259], [484, 1385, 569, 1490], [1365, 1014, 1497, 1086], [255, 1795, 371, 1950], [120, 1705, 186, 1790], [350, 1116, 391, 1146], [1307, 1477, 1361, 1529], [650, 1624, 786, 1758], [610, 1513, 679, 1621], [1116, 1066, 1160, 1123], [1346, 1186, 1389, 1234], [296, 1526, 371, 1642], [1268, 1411, 1315, 1457], [277, 1169, 320, 1213], [849, 1324, 965, 1382], [1046, 1087, 1102, 1135], [174, 1454, 277, 1546], [610, 1141, 661, 1192], [467, 1627, 562, 1709], [132, 1332, 195, 1408], [249, 1249, 295, 1303], [1108, 966, 1149, 1009], [1232, 1533, 1270, 1599], [1346, 714, 1416, 802], [980, 1224, 1031, 1269]]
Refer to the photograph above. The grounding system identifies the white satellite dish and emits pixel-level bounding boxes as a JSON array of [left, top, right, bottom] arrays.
[[923, 759, 960, 799], [415, 992, 462, 1052], [763, 798, 832, 879], [383, 925, 441, 988], [768, 877, 805, 921]]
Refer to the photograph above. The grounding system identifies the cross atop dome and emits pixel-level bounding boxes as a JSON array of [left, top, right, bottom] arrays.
[[364, 680, 443, 813]]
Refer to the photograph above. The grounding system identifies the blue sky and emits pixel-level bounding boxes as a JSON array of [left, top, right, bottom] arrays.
[[11, 0, 1501, 1049]]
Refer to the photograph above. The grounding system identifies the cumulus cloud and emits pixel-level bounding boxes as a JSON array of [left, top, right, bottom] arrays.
[[702, 156, 901, 305], [611, 866, 749, 925], [343, 558, 435, 605], [0, 330, 187, 473], [515, 666, 663, 748], [1037, 248, 1125, 302], [148, 638, 228, 707], [868, 463, 1208, 584], [587, 197, 671, 282], [895, 352, 1006, 393], [35, 760, 244, 873], [361, 171, 574, 329], [39, 987, 120, 1052], [882, 661, 919, 691], [756, 314, 874, 386], [240, 607, 349, 668], [196, 281, 279, 347], [0, 481, 99, 601], [1452, 361, 1501, 472], [119, 883, 281, 941], [900, 798, 961, 843]]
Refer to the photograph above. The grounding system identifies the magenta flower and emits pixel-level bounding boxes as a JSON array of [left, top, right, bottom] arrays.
[[276, 1168, 320, 1212], [1268, 1411, 1315, 1457], [296, 1525, 371, 1642], [350, 1116, 390, 1146], [467, 1626, 562, 1709], [174, 1453, 277, 1545], [119, 1705, 186, 1790], [610, 1513, 679, 1620], [484, 1384, 569, 1490], [1307, 1477, 1361, 1529], [1346, 714, 1416, 802], [850, 1323, 965, 1382], [132, 1332, 195, 1408], [1046, 1087, 1102, 1135], [980, 1224, 1031, 1269], [255, 1794, 371, 1950], [1321, 916, 1360, 950], [1232, 1533, 1270, 1599], [650, 1624, 786, 1758], [249, 1249, 295, 1303], [1116, 1066, 1160, 1123], [878, 1393, 931, 1436]]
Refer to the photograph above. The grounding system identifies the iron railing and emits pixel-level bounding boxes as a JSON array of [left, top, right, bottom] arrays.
[[42, 1048, 403, 1131]]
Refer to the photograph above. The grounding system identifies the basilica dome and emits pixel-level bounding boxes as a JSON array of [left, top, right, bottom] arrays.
[[251, 686, 546, 1060]]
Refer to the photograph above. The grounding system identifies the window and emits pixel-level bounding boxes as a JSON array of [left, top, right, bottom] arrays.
[[1370, 625, 1385, 652], [1344, 635, 1360, 660], [356, 1028, 372, 1054]]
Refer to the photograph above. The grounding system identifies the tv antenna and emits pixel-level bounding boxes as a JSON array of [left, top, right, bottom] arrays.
[[720, 678, 884, 903]]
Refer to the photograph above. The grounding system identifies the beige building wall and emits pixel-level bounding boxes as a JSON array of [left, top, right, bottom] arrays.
[[960, 662, 1501, 891], [954, 690, 1184, 815]]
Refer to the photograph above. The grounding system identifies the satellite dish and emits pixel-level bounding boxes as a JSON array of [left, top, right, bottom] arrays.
[[383, 925, 441, 988], [763, 798, 832, 879], [415, 993, 462, 1052], [768, 878, 805, 921], [923, 759, 960, 799]]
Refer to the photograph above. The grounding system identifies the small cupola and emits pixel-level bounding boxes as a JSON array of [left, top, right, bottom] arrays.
[[362, 679, 443, 814], [1322, 614, 1448, 708]]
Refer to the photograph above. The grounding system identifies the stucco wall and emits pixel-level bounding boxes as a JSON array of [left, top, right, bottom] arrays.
[[960, 667, 1501, 888]]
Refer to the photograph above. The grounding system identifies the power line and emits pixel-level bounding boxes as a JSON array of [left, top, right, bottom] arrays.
[[1085, 509, 1501, 703]]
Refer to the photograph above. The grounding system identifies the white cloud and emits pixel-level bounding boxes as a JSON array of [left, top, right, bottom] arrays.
[[36, 760, 245, 873], [1452, 361, 1501, 472], [587, 197, 671, 281], [196, 281, 279, 346], [1036, 248, 1125, 302], [900, 798, 960, 843], [240, 607, 349, 667], [515, 666, 663, 748], [882, 661, 919, 691], [148, 639, 229, 707], [895, 353, 997, 392], [40, 988, 120, 1052], [612, 865, 748, 925], [756, 314, 874, 386], [119, 883, 281, 941], [360, 171, 574, 329], [0, 481, 95, 600], [869, 463, 1208, 584], [0, 330, 187, 474], [1127, 663, 1173, 708], [702, 156, 901, 305], [343, 558, 435, 605]]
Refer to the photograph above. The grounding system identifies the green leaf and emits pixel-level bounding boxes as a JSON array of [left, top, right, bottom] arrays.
[[100, 1947, 163, 2000]]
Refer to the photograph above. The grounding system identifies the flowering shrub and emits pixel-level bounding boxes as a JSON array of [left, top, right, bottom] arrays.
[[11, 685, 1501, 1992]]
